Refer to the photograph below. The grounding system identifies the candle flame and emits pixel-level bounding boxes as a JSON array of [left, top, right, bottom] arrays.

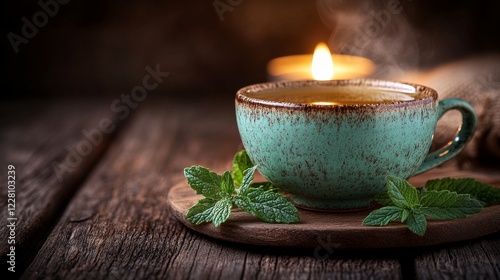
[[312, 43, 334, 80]]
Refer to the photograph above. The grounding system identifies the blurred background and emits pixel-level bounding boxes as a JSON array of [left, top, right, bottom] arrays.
[[4, 0, 500, 100]]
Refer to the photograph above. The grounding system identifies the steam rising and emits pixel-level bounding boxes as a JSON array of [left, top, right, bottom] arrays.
[[316, 0, 421, 78]]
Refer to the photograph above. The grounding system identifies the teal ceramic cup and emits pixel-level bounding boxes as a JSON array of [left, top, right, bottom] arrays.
[[235, 79, 477, 211]]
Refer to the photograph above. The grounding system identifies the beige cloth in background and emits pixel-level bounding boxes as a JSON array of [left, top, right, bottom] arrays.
[[399, 55, 500, 165]]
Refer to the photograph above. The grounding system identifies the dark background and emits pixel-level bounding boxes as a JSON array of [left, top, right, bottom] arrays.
[[3, 0, 500, 100]]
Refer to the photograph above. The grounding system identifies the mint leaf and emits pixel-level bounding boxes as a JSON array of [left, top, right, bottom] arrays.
[[185, 197, 233, 227], [363, 175, 489, 237], [233, 195, 256, 216], [362, 206, 403, 226], [232, 150, 254, 187], [418, 190, 483, 219], [425, 178, 500, 206], [401, 209, 410, 222], [374, 192, 394, 206], [406, 211, 427, 236], [184, 166, 222, 199], [386, 176, 419, 208], [186, 198, 217, 224], [220, 171, 235, 196], [250, 182, 283, 194], [210, 197, 233, 227], [239, 165, 259, 194], [236, 187, 299, 223], [235, 181, 286, 216]]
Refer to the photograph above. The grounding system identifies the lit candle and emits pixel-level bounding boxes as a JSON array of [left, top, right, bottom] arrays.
[[312, 43, 334, 80], [267, 42, 375, 81]]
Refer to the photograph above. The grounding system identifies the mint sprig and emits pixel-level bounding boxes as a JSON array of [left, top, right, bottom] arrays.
[[424, 178, 500, 206], [363, 176, 485, 236], [184, 151, 300, 227]]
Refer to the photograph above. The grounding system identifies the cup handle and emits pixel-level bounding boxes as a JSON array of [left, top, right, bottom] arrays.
[[413, 98, 477, 175]]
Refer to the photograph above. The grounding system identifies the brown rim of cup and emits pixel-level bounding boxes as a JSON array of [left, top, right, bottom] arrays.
[[235, 79, 438, 109]]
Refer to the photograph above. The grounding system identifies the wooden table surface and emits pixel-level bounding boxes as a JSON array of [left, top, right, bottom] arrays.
[[1, 95, 500, 280]]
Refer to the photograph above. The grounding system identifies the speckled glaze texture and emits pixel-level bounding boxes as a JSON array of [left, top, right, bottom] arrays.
[[235, 79, 477, 211]]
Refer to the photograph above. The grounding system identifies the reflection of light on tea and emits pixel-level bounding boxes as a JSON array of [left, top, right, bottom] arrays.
[[312, 43, 334, 80], [266, 42, 375, 81], [310, 101, 338, 105]]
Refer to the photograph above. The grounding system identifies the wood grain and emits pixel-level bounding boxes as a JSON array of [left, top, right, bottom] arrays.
[[22, 97, 402, 279], [413, 234, 500, 279], [0, 99, 121, 275]]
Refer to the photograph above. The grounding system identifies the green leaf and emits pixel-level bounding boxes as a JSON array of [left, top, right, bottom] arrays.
[[239, 165, 259, 194], [185, 198, 217, 224], [211, 198, 233, 227], [401, 209, 410, 222], [362, 206, 403, 226], [250, 182, 284, 194], [232, 150, 254, 187], [418, 190, 483, 219], [386, 175, 419, 208], [363, 175, 494, 237], [234, 182, 284, 217], [236, 187, 299, 223], [233, 195, 257, 216], [220, 171, 235, 196], [184, 166, 222, 199], [185, 197, 233, 227], [425, 178, 500, 206], [420, 189, 457, 206], [374, 192, 394, 206], [406, 211, 427, 236]]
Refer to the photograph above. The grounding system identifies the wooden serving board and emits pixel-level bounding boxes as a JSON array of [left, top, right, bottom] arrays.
[[167, 167, 500, 249]]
